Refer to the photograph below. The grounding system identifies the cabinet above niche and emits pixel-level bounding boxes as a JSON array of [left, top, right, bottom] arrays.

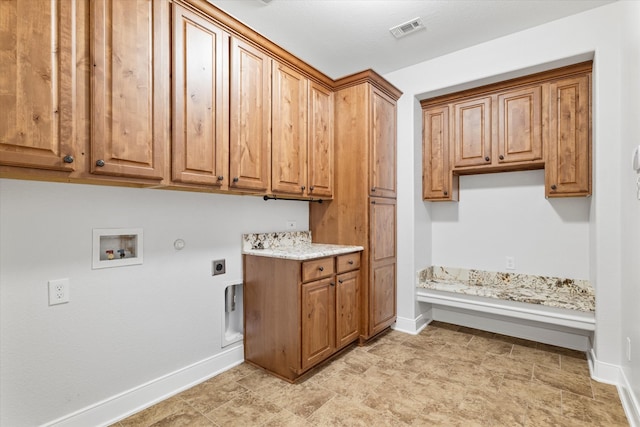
[[421, 61, 592, 201]]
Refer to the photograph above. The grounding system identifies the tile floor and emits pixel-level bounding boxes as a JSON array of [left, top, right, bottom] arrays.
[[113, 321, 628, 426]]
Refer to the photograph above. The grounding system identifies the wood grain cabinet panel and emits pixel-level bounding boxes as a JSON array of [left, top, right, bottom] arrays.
[[229, 37, 271, 192], [307, 82, 334, 198], [91, 0, 169, 180], [171, 4, 229, 187], [498, 85, 543, 164], [244, 251, 361, 381], [452, 96, 492, 168], [0, 0, 78, 171], [423, 105, 457, 201], [336, 269, 360, 349], [546, 74, 591, 197], [370, 88, 397, 198], [301, 277, 335, 371], [369, 197, 397, 335], [271, 62, 307, 195]]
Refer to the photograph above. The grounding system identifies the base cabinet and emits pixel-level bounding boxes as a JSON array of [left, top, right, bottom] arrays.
[[244, 251, 361, 381]]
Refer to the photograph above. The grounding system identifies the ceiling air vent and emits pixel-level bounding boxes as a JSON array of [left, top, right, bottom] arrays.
[[390, 17, 425, 39]]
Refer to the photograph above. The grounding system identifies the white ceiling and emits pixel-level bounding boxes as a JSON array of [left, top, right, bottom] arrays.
[[208, 0, 615, 80]]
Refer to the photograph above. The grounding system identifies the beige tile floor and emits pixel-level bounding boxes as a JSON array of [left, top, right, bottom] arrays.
[[113, 321, 628, 426]]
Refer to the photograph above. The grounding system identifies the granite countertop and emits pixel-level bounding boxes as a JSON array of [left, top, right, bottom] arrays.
[[417, 266, 595, 313], [242, 231, 363, 260]]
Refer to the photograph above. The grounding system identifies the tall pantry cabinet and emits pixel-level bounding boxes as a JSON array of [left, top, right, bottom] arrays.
[[310, 71, 402, 342]]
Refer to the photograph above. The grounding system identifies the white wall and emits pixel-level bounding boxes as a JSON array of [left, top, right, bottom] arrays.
[[0, 178, 308, 426], [620, 0, 640, 419], [431, 170, 590, 278], [385, 0, 627, 388]]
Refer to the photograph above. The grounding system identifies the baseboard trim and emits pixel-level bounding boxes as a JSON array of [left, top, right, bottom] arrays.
[[45, 345, 244, 427], [393, 310, 432, 335], [619, 367, 640, 427], [588, 348, 622, 384]]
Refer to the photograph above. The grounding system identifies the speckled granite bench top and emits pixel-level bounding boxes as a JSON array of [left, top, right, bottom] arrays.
[[417, 266, 595, 313]]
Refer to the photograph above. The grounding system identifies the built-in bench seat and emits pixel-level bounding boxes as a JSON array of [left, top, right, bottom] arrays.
[[416, 266, 595, 349]]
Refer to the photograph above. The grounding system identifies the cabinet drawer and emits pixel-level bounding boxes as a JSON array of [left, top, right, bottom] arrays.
[[337, 253, 360, 273], [302, 257, 335, 282]]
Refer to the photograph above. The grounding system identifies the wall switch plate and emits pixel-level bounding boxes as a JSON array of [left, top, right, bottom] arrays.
[[286, 221, 296, 230], [213, 259, 226, 276], [505, 256, 515, 270], [48, 279, 70, 305]]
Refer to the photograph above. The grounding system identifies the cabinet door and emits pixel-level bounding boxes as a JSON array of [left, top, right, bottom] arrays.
[[369, 197, 396, 335], [0, 0, 78, 171], [452, 96, 492, 168], [546, 74, 591, 197], [229, 37, 271, 192], [370, 88, 397, 198], [336, 270, 359, 349], [271, 62, 307, 195], [301, 277, 335, 371], [497, 85, 542, 164], [307, 82, 334, 198], [91, 0, 169, 180], [423, 105, 457, 200], [171, 5, 228, 187]]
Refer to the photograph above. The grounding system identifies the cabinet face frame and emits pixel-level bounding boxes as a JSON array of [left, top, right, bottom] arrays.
[[171, 4, 229, 187], [0, 0, 78, 172], [229, 37, 271, 192], [369, 88, 397, 198], [90, 0, 169, 180]]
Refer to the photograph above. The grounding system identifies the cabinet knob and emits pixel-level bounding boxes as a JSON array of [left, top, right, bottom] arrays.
[[371, 188, 376, 192], [309, 186, 315, 191], [338, 279, 343, 284], [96, 159, 105, 167], [318, 266, 324, 272], [551, 184, 557, 190], [63, 155, 74, 164], [444, 191, 448, 196], [348, 260, 354, 265], [232, 177, 239, 183], [217, 175, 224, 181], [499, 155, 504, 160], [301, 185, 306, 190], [330, 282, 335, 287], [484, 156, 490, 162], [371, 200, 376, 204]]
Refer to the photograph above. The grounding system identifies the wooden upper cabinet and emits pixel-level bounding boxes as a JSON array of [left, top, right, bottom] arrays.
[[497, 85, 543, 164], [271, 62, 307, 195], [307, 82, 334, 198], [229, 37, 271, 192], [0, 0, 78, 171], [171, 4, 229, 187], [546, 74, 591, 197], [370, 88, 397, 198], [369, 197, 396, 335], [423, 105, 457, 201], [452, 96, 492, 168], [91, 0, 169, 180]]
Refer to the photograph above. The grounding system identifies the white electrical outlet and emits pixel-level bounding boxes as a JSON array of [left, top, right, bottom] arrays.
[[627, 337, 632, 362], [48, 278, 70, 305], [286, 221, 296, 230], [505, 256, 515, 270]]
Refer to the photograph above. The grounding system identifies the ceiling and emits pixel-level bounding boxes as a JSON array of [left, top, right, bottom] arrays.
[[208, 0, 615, 80]]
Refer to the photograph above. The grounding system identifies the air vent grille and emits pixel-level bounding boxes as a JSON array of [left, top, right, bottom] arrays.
[[390, 17, 425, 39]]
